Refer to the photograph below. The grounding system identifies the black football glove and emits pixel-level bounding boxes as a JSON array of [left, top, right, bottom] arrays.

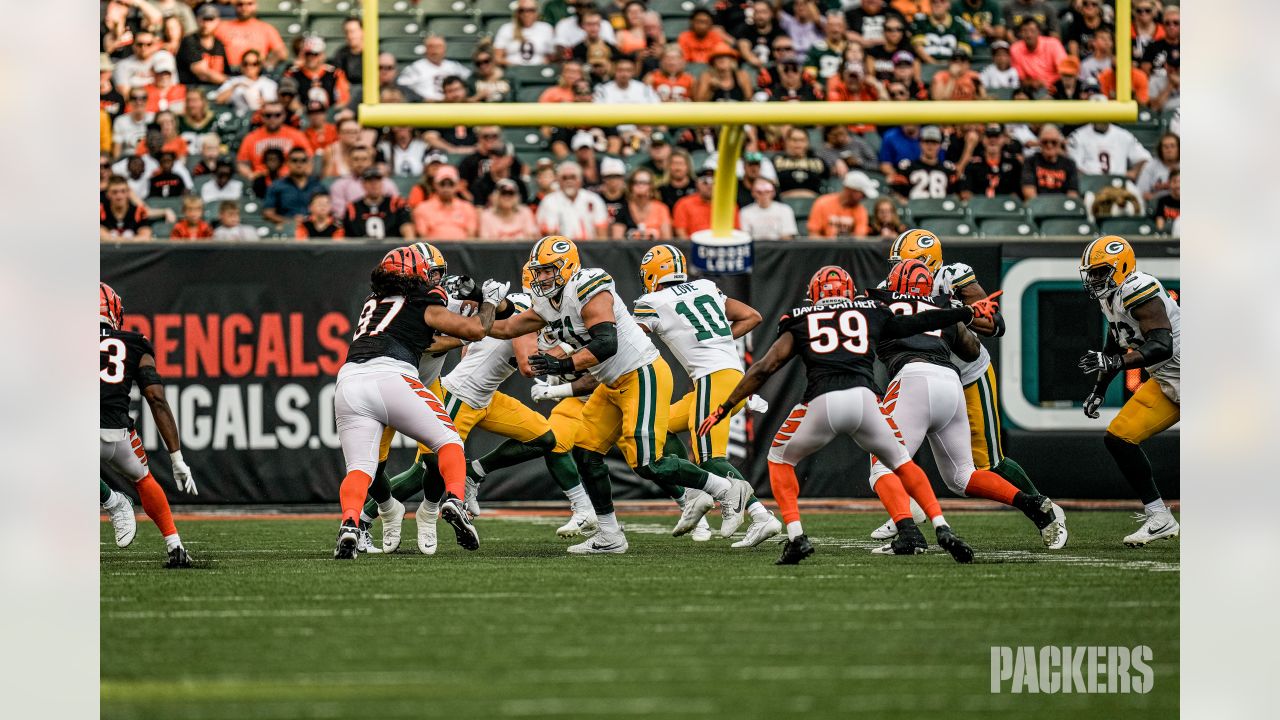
[[444, 274, 482, 302], [1083, 391, 1104, 419], [528, 352, 576, 377], [1078, 350, 1124, 376]]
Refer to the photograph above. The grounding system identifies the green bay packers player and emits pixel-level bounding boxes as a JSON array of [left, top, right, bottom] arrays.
[[488, 236, 753, 554], [869, 228, 1042, 540], [633, 244, 783, 547], [1078, 236, 1180, 547]]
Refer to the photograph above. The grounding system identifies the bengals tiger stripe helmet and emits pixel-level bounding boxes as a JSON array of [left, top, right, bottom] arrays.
[[886, 259, 935, 296], [377, 245, 430, 282], [526, 235, 580, 297], [1080, 235, 1137, 299], [100, 282, 123, 329], [411, 242, 448, 283], [889, 229, 944, 274], [639, 243, 688, 293], [807, 265, 856, 304]]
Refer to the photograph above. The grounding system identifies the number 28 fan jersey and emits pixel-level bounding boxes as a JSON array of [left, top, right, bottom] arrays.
[[780, 297, 914, 403], [346, 285, 449, 368], [633, 278, 742, 381], [531, 268, 658, 386], [100, 324, 160, 430]]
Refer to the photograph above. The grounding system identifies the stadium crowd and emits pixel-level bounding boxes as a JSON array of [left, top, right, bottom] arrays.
[[100, 0, 1180, 242]]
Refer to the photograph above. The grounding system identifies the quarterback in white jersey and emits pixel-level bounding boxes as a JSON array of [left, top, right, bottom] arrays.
[[1078, 236, 1180, 547], [488, 236, 753, 555]]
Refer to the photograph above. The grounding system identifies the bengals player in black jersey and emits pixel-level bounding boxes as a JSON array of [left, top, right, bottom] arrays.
[[332, 245, 510, 559], [701, 266, 999, 564], [99, 283, 197, 568]]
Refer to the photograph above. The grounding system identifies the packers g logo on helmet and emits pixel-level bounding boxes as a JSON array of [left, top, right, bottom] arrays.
[[1080, 235, 1137, 299], [526, 235, 581, 297], [100, 282, 124, 329], [639, 244, 688, 293], [889, 229, 944, 274]]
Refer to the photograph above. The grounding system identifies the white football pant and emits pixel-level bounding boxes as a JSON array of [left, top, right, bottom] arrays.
[[868, 362, 975, 495], [767, 386, 911, 473]]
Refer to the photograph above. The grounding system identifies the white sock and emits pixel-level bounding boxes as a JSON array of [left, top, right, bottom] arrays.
[[598, 512, 620, 534], [470, 459, 487, 479], [747, 500, 770, 521], [1144, 499, 1168, 515], [377, 498, 399, 516], [421, 500, 440, 518], [564, 484, 589, 510], [164, 533, 182, 551], [786, 520, 804, 540], [359, 510, 376, 525], [702, 474, 732, 499], [102, 491, 123, 510], [931, 515, 948, 529], [910, 497, 927, 524]]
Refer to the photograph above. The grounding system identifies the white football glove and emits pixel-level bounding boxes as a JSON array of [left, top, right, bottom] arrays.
[[481, 279, 510, 306], [170, 451, 198, 495], [530, 377, 573, 403], [745, 394, 770, 414]]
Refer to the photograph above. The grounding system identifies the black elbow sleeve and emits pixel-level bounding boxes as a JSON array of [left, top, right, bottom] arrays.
[[585, 322, 618, 361], [495, 299, 515, 320], [1136, 328, 1174, 366], [991, 311, 1006, 338], [137, 365, 163, 389]]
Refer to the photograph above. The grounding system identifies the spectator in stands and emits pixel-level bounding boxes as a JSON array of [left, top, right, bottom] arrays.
[[740, 179, 799, 240], [114, 30, 175, 95], [539, 61, 585, 103], [911, 2, 972, 64], [610, 169, 671, 240], [1130, 1, 1165, 60], [1148, 54, 1179, 112], [866, 18, 913, 82], [805, 12, 849, 82], [330, 145, 399, 210], [879, 124, 922, 176], [556, 1, 618, 50], [323, 119, 361, 178], [594, 56, 660, 103], [272, 77, 307, 127], [570, 132, 602, 187], [779, 0, 823, 56], [816, 124, 877, 177], [673, 164, 732, 239], [263, 148, 326, 227], [143, 54, 186, 114], [177, 4, 229, 86], [350, 54, 419, 107], [423, 77, 479, 153], [1021, 124, 1079, 198], [101, 175, 153, 241], [344, 168, 415, 238], [202, 159, 245, 204], [406, 152, 447, 208], [472, 145, 530, 208], [112, 89, 153, 157], [931, 50, 986, 100], [1010, 18, 1065, 93], [1003, 0, 1059, 39], [961, 124, 1023, 199], [303, 101, 336, 156], [693, 46, 753, 102], [101, 0, 164, 56], [1049, 56, 1084, 100], [179, 93, 215, 148], [952, 0, 1005, 43], [284, 37, 351, 110], [846, 0, 906, 50], [807, 170, 876, 238], [537, 161, 609, 240], [980, 39, 1020, 90], [141, 114, 189, 159], [532, 159, 558, 206], [734, 152, 779, 206], [213, 200, 259, 241], [399, 36, 471, 103], [677, 9, 728, 64], [1141, 6, 1179, 76], [734, 1, 784, 71], [379, 126, 430, 178], [101, 54, 126, 121], [569, 8, 622, 74], [472, 49, 512, 102], [890, 126, 960, 200], [459, 127, 507, 188], [1153, 169, 1179, 232], [1067, 120, 1152, 182], [1079, 28, 1112, 83], [115, 153, 153, 201], [889, 50, 928, 100], [595, 157, 629, 224], [236, 101, 311, 181], [214, 49, 277, 114], [412, 166, 479, 240], [1063, 0, 1112, 57], [773, 128, 828, 199], [296, 193, 345, 239], [251, 147, 284, 199], [191, 134, 221, 176], [615, 1, 649, 56], [170, 196, 215, 241], [659, 148, 696, 208], [646, 47, 695, 102], [1097, 63, 1150, 105], [147, 151, 188, 199], [216, 0, 288, 70], [639, 11, 668, 72], [478, 178, 539, 240], [496, 1, 558, 66], [329, 18, 365, 92], [869, 196, 907, 238]]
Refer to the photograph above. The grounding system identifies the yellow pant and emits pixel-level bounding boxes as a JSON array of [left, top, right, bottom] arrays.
[[549, 397, 607, 454], [574, 357, 673, 468], [963, 364, 1004, 470], [1108, 378, 1180, 444], [668, 368, 746, 464]]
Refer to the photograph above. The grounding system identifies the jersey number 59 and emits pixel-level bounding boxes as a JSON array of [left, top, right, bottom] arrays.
[[807, 310, 868, 354]]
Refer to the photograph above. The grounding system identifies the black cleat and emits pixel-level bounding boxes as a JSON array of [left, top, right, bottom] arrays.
[[775, 534, 815, 565], [1016, 493, 1056, 529], [873, 521, 928, 555], [334, 520, 359, 560], [164, 546, 194, 569], [935, 525, 974, 564], [440, 495, 480, 551]]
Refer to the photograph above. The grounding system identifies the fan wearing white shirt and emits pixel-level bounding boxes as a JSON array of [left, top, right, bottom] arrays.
[[398, 36, 472, 102], [495, 2, 558, 66], [555, 8, 617, 49], [978, 41, 1020, 90], [1066, 122, 1152, 181], [536, 161, 610, 240], [378, 127, 430, 177], [739, 179, 798, 240], [593, 57, 660, 104]]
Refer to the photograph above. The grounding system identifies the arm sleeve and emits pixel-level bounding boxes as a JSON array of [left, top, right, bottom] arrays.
[[1135, 326, 1173, 365], [583, 321, 618, 361], [882, 306, 973, 340]]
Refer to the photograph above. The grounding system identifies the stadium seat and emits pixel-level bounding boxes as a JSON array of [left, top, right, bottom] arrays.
[[430, 18, 483, 38], [907, 196, 965, 218], [391, 175, 419, 197], [1129, 125, 1165, 151], [259, 0, 301, 13], [1099, 216, 1160, 237], [381, 37, 424, 62], [1026, 194, 1086, 220], [921, 217, 976, 238], [650, 0, 698, 18], [515, 85, 547, 102], [506, 64, 559, 87], [379, 16, 426, 38], [146, 195, 186, 213], [920, 63, 945, 85], [307, 15, 353, 38], [152, 222, 175, 239], [259, 12, 306, 37], [485, 17, 510, 35], [858, 130, 882, 155], [446, 39, 481, 61], [474, 0, 518, 17], [979, 218, 1036, 237], [988, 86, 1015, 101], [1079, 174, 1127, 195], [505, 127, 545, 150], [966, 195, 1025, 220], [783, 196, 813, 223], [661, 18, 687, 42], [1038, 218, 1097, 236]]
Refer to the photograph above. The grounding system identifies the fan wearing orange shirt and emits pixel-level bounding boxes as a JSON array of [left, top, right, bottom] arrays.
[[170, 196, 214, 240], [677, 10, 729, 64], [235, 101, 312, 179], [673, 165, 738, 239], [807, 171, 877, 238], [215, 0, 288, 69], [645, 47, 696, 102]]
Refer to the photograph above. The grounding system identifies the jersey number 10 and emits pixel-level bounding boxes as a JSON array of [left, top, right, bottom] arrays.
[[675, 296, 731, 341]]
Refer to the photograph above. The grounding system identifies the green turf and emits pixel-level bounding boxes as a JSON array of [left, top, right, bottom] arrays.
[[101, 510, 1178, 719]]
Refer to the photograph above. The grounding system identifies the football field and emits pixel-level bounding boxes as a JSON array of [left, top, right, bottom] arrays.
[[101, 508, 1178, 719]]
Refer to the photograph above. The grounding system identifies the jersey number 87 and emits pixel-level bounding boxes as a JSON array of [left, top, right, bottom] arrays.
[[807, 310, 868, 354]]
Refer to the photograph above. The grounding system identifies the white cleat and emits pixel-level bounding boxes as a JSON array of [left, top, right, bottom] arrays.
[[870, 518, 898, 541], [557, 511, 600, 538], [1123, 510, 1179, 547], [691, 517, 712, 542], [379, 498, 405, 553], [464, 476, 481, 517], [357, 526, 382, 554], [731, 513, 783, 548], [567, 530, 628, 555], [1040, 500, 1069, 550], [672, 489, 715, 536], [103, 492, 136, 548], [717, 479, 752, 538], [415, 502, 438, 555]]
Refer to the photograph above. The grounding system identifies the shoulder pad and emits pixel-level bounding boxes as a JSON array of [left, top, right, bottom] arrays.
[[426, 286, 449, 305], [1120, 272, 1161, 309], [940, 262, 977, 289], [508, 292, 532, 313], [574, 270, 614, 304]]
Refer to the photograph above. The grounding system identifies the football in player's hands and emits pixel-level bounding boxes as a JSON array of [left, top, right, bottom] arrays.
[[445, 275, 481, 302], [1083, 392, 1104, 419], [528, 352, 575, 377], [481, 279, 510, 305], [1078, 350, 1123, 375]]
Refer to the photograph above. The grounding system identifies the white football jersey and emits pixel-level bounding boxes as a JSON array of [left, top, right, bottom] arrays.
[[1066, 123, 1153, 176], [493, 21, 557, 66], [1099, 270, 1180, 401], [934, 262, 992, 386], [441, 294, 532, 408], [531, 268, 659, 386], [634, 278, 742, 382]]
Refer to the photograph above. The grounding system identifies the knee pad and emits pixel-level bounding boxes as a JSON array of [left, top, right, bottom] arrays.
[[942, 472, 970, 497], [635, 455, 681, 481], [1104, 431, 1139, 456], [531, 430, 557, 454]]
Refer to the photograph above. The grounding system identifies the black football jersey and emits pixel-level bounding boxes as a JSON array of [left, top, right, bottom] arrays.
[[866, 289, 961, 379], [345, 286, 449, 367], [100, 324, 160, 429], [342, 196, 411, 240]]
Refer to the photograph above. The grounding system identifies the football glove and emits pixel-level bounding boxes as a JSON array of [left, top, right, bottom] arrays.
[[481, 279, 510, 306], [530, 377, 573, 402], [1083, 391, 1104, 419], [528, 352, 576, 377], [1078, 350, 1124, 376], [697, 404, 730, 436], [444, 274, 481, 302], [170, 451, 197, 495], [746, 394, 769, 414]]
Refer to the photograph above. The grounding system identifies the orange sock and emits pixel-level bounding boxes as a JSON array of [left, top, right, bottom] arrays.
[[963, 469, 1018, 506], [339, 470, 372, 524], [135, 473, 177, 537], [436, 442, 467, 500], [873, 474, 912, 522], [893, 461, 942, 520], [767, 461, 801, 525]]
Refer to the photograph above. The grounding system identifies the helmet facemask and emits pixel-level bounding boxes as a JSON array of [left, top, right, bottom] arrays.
[[527, 262, 564, 298], [1081, 264, 1118, 299]]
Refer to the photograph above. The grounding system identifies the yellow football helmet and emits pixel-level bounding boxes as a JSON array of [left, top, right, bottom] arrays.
[[411, 242, 448, 283], [889, 229, 944, 274], [521, 265, 535, 293], [639, 243, 688, 293], [1080, 235, 1137, 299], [526, 235, 580, 297]]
